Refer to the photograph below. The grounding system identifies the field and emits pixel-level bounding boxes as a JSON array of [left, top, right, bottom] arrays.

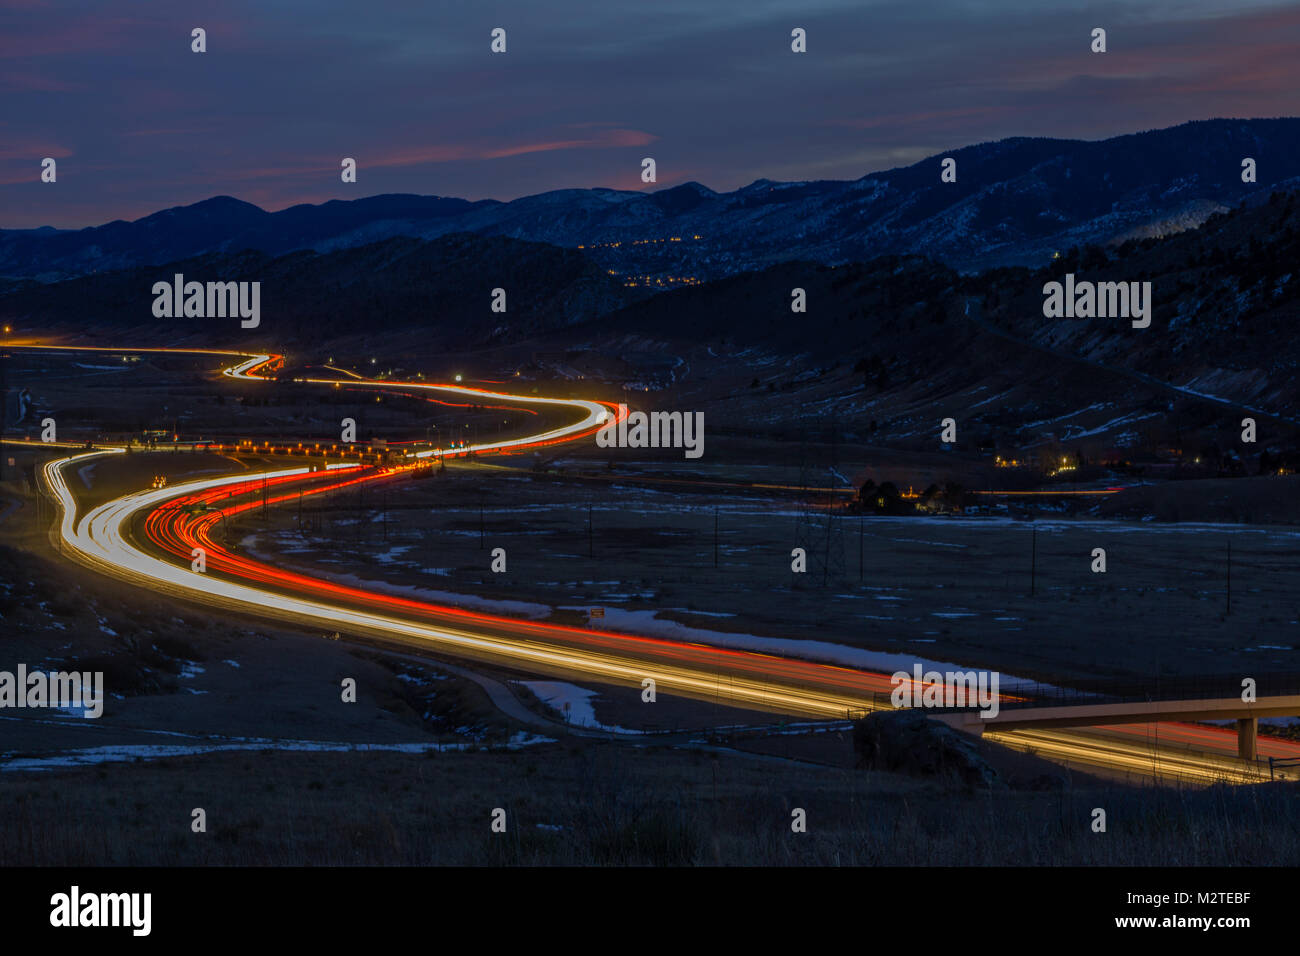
[[4, 745, 1299, 866], [220, 456, 1300, 683], [5, 352, 1300, 871]]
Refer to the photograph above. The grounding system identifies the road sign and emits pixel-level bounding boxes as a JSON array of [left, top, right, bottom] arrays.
[[590, 607, 605, 619]]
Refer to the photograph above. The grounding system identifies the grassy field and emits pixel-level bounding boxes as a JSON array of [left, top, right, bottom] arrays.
[[3, 744, 1298, 866], [7, 367, 1300, 870], [225, 457, 1300, 683]]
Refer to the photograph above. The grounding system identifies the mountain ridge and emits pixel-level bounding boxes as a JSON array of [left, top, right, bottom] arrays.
[[4, 118, 1299, 282]]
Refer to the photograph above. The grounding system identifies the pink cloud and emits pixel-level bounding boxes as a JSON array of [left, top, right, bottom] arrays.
[[0, 70, 83, 92], [0, 141, 72, 160], [0, 16, 148, 58], [831, 105, 1017, 131], [367, 128, 657, 169]]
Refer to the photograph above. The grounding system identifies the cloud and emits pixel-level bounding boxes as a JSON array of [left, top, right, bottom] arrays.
[[2, 0, 1299, 228]]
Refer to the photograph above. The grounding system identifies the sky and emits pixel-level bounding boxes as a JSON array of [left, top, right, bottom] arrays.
[[2, 0, 1299, 229]]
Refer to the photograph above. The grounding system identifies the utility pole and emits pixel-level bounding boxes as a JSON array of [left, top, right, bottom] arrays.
[[823, 508, 831, 587], [0, 328, 7, 484], [1226, 539, 1232, 616], [587, 502, 593, 558], [1030, 525, 1037, 597], [713, 507, 719, 569]]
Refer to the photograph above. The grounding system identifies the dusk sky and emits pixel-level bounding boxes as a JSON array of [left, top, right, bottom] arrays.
[[3, 0, 1299, 229]]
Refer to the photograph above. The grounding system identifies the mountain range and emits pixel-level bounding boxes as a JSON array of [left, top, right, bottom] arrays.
[[4, 118, 1299, 283]]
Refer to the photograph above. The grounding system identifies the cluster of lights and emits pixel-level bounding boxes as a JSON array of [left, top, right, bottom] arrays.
[[1046, 456, 1078, 478], [577, 234, 702, 250], [621, 275, 700, 288]]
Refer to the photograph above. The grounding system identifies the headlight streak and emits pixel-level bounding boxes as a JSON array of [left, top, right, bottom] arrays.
[[46, 452, 1300, 779], [149, 474, 901, 696], [25, 346, 1300, 780], [46, 453, 875, 719]]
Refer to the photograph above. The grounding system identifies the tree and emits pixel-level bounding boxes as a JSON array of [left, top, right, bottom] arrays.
[[942, 482, 967, 511], [857, 479, 877, 504], [874, 482, 901, 513]]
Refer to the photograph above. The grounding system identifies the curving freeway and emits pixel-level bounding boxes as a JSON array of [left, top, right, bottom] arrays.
[[18, 345, 1300, 784]]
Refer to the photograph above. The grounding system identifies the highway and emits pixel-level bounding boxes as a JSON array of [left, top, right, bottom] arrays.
[[17, 344, 1300, 784], [47, 453, 899, 717]]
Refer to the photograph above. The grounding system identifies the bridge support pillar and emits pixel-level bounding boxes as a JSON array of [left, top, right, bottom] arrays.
[[1236, 717, 1257, 761]]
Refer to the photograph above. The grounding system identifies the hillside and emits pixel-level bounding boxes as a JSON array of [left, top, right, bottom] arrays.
[[4, 118, 1299, 282], [0, 234, 643, 348], [981, 187, 1300, 419], [7, 183, 1300, 454]]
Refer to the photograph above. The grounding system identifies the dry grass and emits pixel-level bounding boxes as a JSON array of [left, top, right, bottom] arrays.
[[3, 745, 1298, 866]]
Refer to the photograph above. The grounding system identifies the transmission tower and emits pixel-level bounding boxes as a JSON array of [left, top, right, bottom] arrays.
[[792, 419, 846, 588]]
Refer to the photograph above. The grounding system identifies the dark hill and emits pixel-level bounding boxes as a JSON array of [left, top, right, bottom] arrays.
[[5, 119, 1300, 281]]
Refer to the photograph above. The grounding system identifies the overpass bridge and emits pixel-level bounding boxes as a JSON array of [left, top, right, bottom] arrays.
[[928, 673, 1300, 760]]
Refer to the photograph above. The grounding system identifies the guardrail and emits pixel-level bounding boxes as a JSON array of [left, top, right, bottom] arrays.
[[919, 672, 1300, 713], [1268, 756, 1300, 780]]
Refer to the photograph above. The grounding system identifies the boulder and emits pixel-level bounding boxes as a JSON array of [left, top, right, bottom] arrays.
[[854, 709, 1001, 790]]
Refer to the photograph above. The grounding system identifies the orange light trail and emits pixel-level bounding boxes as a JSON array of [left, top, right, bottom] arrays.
[[22, 344, 1300, 782]]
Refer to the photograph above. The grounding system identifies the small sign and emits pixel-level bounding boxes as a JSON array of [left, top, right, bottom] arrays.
[[590, 607, 605, 619]]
